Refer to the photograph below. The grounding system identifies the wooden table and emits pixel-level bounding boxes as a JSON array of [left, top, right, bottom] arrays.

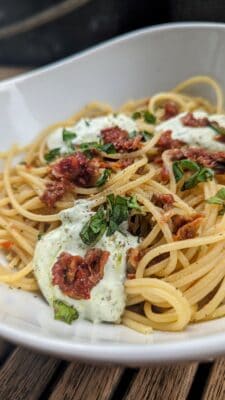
[[0, 339, 225, 400], [1, 67, 225, 400]]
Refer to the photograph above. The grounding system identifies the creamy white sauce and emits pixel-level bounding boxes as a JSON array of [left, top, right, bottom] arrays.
[[47, 114, 137, 153], [156, 111, 225, 151], [33, 200, 138, 323]]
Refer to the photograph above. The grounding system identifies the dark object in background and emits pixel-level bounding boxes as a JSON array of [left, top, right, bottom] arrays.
[[170, 0, 225, 22], [0, 0, 169, 67], [0, 0, 224, 67]]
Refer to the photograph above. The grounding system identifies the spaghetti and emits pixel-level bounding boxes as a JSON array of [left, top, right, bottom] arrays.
[[0, 75, 225, 333]]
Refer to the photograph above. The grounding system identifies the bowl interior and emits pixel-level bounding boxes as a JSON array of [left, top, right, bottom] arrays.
[[1, 23, 225, 364]]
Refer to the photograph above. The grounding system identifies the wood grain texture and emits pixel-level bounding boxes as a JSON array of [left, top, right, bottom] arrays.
[[203, 359, 225, 400], [124, 363, 198, 400], [0, 66, 28, 80], [48, 363, 124, 400], [0, 347, 60, 400]]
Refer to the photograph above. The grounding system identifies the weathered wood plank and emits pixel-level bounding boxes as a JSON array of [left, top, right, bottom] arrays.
[[0, 347, 60, 400], [124, 363, 198, 400], [48, 363, 124, 400], [203, 359, 225, 400], [0, 66, 28, 80]]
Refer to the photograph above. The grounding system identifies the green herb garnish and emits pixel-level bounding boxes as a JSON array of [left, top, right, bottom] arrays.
[[106, 194, 141, 236], [44, 148, 61, 163], [206, 187, 225, 215], [141, 130, 154, 141], [99, 143, 116, 154], [183, 168, 213, 191], [80, 206, 107, 246], [173, 160, 200, 182], [62, 129, 77, 143], [132, 111, 142, 120], [79, 141, 116, 155], [173, 159, 214, 191], [132, 110, 156, 124], [79, 195, 140, 245], [143, 111, 156, 124], [127, 195, 141, 210], [209, 121, 225, 136], [53, 300, 79, 324], [96, 169, 111, 187], [79, 141, 98, 157], [106, 194, 130, 236], [128, 129, 154, 142], [79, 142, 99, 150], [62, 128, 76, 154], [37, 233, 43, 240]]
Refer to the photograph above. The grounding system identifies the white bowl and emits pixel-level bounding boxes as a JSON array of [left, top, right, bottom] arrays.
[[1, 22, 225, 365]]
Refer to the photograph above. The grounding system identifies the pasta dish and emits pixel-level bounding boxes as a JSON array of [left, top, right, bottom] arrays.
[[1, 75, 225, 334]]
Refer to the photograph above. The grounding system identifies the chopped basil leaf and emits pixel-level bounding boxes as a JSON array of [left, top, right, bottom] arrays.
[[143, 111, 156, 124], [207, 188, 225, 205], [37, 233, 43, 240], [106, 195, 129, 236], [85, 120, 90, 126], [79, 141, 116, 155], [106, 194, 140, 236], [207, 187, 225, 215], [209, 121, 225, 136], [62, 128, 76, 154], [181, 173, 199, 191], [107, 219, 120, 236], [141, 130, 154, 141], [53, 300, 79, 324], [84, 150, 94, 159], [79, 142, 99, 150], [126, 195, 141, 210], [173, 162, 185, 182], [89, 208, 106, 234], [79, 195, 141, 244], [132, 111, 142, 120], [62, 129, 77, 143], [79, 142, 100, 158], [44, 148, 61, 163], [80, 206, 107, 245], [182, 167, 213, 191], [196, 168, 214, 183], [173, 159, 200, 182], [99, 143, 116, 154], [132, 110, 156, 124], [96, 169, 111, 187], [207, 197, 225, 205], [173, 159, 214, 191]]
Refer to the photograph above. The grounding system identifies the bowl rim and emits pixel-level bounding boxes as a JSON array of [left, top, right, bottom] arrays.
[[2, 21, 225, 364], [1, 21, 225, 87]]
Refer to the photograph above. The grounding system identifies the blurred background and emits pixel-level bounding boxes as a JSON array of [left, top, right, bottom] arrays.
[[0, 0, 224, 67]]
